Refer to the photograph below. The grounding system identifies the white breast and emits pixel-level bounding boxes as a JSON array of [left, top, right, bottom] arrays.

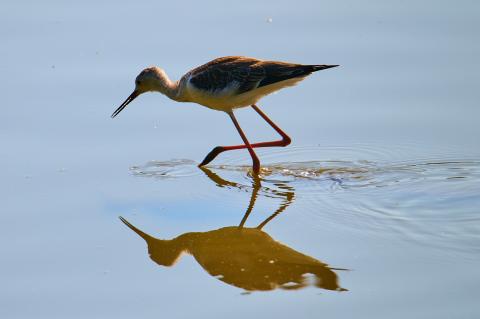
[[185, 75, 307, 112]]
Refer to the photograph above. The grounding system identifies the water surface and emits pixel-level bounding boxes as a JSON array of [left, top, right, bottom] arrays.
[[1, 0, 480, 318]]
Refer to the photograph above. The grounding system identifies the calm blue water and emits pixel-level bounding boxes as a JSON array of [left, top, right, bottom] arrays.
[[1, 1, 480, 318]]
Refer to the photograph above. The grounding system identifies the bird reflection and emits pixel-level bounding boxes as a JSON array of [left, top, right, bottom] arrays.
[[120, 167, 346, 292]]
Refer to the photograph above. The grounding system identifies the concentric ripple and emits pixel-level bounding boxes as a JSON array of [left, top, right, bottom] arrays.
[[130, 144, 480, 257]]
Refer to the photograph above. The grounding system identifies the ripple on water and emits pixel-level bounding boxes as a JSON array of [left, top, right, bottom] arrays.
[[130, 159, 200, 178], [130, 144, 480, 258]]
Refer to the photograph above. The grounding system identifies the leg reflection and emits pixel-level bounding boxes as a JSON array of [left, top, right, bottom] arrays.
[[199, 166, 295, 230]]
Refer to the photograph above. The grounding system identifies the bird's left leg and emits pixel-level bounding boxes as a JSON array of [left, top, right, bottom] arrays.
[[227, 111, 261, 174], [199, 104, 291, 166]]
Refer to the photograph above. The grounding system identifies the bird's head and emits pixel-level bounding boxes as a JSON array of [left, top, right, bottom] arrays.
[[111, 66, 169, 118]]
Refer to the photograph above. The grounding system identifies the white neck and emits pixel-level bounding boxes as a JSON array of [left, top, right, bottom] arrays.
[[152, 74, 182, 101]]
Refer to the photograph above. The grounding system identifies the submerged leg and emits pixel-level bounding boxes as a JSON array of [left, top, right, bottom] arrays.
[[227, 111, 260, 174], [199, 104, 291, 166]]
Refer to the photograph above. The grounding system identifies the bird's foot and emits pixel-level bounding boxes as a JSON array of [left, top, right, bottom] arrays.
[[199, 146, 225, 167]]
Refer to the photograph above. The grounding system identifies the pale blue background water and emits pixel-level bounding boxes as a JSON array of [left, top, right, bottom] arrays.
[[1, 1, 480, 318]]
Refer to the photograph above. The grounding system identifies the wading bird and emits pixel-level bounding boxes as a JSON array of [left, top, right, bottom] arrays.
[[112, 56, 338, 174]]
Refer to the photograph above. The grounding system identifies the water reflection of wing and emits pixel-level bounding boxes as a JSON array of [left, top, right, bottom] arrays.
[[189, 227, 345, 291]]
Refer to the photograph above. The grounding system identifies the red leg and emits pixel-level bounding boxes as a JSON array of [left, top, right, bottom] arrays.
[[199, 104, 291, 166], [227, 111, 260, 174]]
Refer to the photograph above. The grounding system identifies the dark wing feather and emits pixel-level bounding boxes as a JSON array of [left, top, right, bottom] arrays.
[[231, 63, 265, 94], [189, 56, 265, 94], [189, 56, 317, 95], [257, 63, 317, 88]]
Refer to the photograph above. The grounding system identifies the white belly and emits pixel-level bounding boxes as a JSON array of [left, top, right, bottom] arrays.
[[185, 76, 307, 112]]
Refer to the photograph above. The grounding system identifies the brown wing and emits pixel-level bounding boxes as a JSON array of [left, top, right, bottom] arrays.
[[188, 56, 264, 93], [189, 56, 319, 95]]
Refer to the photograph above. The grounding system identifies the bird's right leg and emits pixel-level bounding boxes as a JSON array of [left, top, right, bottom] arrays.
[[199, 104, 291, 166]]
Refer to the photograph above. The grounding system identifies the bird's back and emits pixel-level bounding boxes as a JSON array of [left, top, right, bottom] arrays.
[[183, 56, 323, 111]]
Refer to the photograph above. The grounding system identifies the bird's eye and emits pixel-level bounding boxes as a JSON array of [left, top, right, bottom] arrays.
[[135, 80, 140, 85]]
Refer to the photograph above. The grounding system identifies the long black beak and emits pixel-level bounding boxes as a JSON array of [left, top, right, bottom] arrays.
[[111, 91, 139, 118]]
